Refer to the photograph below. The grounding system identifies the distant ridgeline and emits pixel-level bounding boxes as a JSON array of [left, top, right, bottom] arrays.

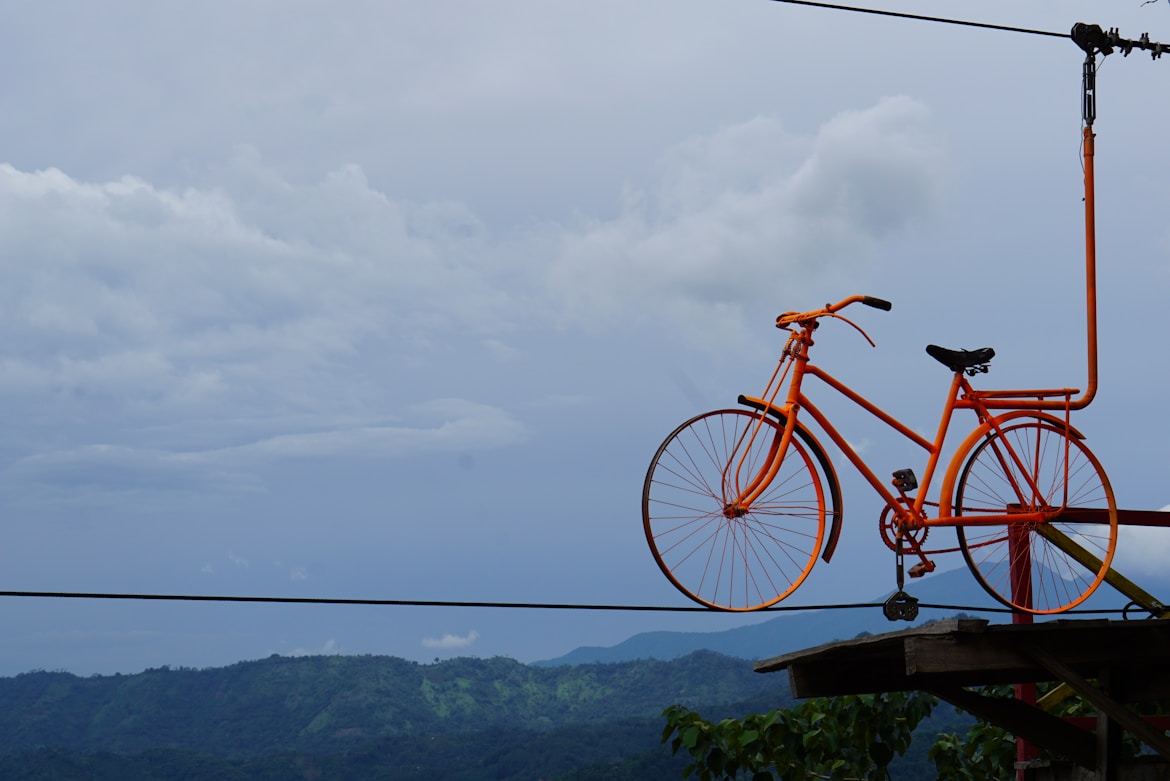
[[535, 565, 1025, 666], [0, 650, 788, 781]]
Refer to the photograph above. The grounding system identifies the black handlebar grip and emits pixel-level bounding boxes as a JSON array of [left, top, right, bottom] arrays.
[[862, 296, 892, 311]]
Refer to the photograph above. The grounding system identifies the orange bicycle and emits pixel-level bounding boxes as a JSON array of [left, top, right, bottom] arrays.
[[640, 23, 1170, 618], [642, 294, 1116, 616]]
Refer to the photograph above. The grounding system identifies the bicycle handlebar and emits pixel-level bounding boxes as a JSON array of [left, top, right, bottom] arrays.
[[776, 295, 892, 328]]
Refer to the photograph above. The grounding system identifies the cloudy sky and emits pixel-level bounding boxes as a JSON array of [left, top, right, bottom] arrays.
[[1, 1, 1168, 676]]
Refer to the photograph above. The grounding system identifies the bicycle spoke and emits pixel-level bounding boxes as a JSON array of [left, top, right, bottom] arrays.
[[956, 420, 1117, 614], [643, 409, 828, 611]]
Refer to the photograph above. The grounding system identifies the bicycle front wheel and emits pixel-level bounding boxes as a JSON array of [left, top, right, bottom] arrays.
[[954, 419, 1117, 614], [642, 409, 826, 611]]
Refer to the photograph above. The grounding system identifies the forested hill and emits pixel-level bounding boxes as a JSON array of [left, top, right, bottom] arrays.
[[0, 650, 788, 779]]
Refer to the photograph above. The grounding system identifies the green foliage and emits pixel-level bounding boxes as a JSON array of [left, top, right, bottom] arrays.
[[553, 747, 689, 780], [0, 717, 688, 781], [927, 721, 1015, 781], [927, 683, 1170, 778], [0, 650, 789, 780], [664, 678, 1170, 781], [0, 747, 251, 781], [661, 691, 937, 780]]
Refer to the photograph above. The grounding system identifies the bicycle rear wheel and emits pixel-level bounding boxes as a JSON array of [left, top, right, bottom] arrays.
[[954, 419, 1117, 614], [642, 409, 826, 611]]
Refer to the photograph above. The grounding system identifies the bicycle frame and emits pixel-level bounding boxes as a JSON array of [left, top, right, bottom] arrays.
[[725, 35, 1110, 541], [730, 323, 1081, 535]]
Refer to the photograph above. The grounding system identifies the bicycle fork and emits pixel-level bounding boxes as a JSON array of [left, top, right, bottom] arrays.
[[722, 336, 803, 516], [719, 415, 797, 517]]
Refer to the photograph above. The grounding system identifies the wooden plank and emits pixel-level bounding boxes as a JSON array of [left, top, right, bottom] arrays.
[[907, 621, 1170, 677], [1036, 525, 1169, 617], [927, 684, 1095, 769], [760, 618, 1170, 695], [1115, 508, 1170, 527], [786, 655, 912, 698], [756, 618, 1170, 776], [906, 633, 1034, 676], [753, 618, 986, 674], [1027, 645, 1170, 763], [1059, 508, 1170, 527]]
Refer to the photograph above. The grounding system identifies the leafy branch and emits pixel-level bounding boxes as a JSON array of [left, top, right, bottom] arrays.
[[662, 691, 936, 781]]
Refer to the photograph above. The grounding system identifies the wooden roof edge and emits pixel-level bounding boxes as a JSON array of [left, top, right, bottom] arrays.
[[753, 617, 989, 674], [754, 616, 1170, 676]]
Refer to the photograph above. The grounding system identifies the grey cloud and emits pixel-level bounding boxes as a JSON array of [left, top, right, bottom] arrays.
[[5, 400, 525, 498], [546, 96, 947, 331], [3, 444, 262, 501], [788, 96, 945, 237], [0, 162, 524, 416], [201, 400, 528, 462]]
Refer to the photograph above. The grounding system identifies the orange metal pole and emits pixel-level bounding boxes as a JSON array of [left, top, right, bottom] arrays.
[[1078, 125, 1099, 409]]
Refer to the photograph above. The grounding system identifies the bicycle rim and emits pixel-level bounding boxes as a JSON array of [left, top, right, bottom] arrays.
[[642, 409, 826, 611], [955, 420, 1117, 614]]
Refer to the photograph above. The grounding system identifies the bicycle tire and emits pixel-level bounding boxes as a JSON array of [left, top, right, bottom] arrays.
[[954, 419, 1117, 614], [642, 409, 827, 611]]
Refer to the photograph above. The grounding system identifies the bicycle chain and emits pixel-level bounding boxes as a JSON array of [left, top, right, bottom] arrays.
[[878, 499, 987, 556]]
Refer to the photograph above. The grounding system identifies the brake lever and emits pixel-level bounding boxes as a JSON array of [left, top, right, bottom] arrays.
[[827, 312, 876, 347]]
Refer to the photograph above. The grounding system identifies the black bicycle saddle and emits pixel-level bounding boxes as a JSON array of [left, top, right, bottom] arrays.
[[926, 344, 995, 373]]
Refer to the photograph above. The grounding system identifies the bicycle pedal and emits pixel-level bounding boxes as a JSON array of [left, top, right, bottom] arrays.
[[891, 468, 917, 492], [908, 561, 935, 578]]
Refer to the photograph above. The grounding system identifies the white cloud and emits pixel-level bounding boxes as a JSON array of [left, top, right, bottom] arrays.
[[1112, 521, 1170, 577], [422, 630, 480, 650], [546, 96, 946, 334]]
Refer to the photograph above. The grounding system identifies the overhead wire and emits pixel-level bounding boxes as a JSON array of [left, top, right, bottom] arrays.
[[763, 0, 1067, 40], [0, 589, 1139, 617]]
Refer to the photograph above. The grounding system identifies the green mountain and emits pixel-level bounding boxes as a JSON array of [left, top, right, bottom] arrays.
[[0, 650, 789, 780]]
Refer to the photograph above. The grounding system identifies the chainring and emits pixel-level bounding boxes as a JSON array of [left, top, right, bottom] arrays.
[[879, 499, 929, 554]]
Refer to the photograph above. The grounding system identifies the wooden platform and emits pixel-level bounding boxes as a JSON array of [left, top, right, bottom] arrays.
[[755, 618, 1170, 779]]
